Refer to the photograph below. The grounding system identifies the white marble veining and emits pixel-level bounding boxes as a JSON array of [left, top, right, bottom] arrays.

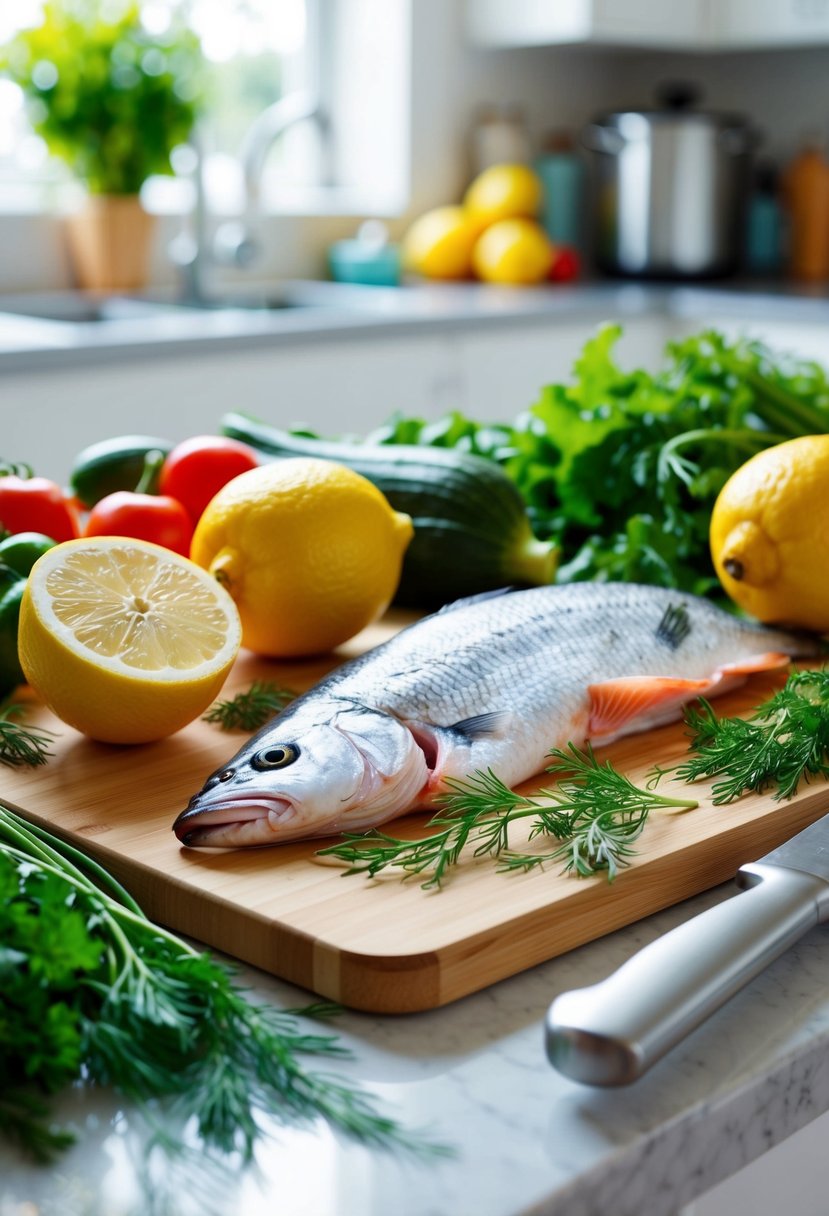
[[5, 877, 829, 1216]]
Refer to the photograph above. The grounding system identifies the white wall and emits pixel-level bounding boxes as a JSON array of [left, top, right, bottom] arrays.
[[604, 43, 829, 164], [3, 1, 829, 293], [406, 4, 829, 209]]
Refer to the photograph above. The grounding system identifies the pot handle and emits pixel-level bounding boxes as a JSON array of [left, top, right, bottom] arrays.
[[581, 124, 626, 156]]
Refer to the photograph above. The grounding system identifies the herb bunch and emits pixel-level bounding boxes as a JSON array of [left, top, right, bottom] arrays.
[[319, 745, 697, 889], [204, 680, 296, 731], [664, 669, 829, 803], [359, 327, 829, 597], [0, 806, 439, 1164], [0, 701, 54, 767]]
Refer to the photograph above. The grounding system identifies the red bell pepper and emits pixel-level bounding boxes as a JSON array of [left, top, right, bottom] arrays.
[[0, 468, 80, 543]]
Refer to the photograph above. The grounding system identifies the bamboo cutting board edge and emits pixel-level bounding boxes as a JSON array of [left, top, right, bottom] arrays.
[[4, 628, 829, 1013], [7, 760, 829, 1014]]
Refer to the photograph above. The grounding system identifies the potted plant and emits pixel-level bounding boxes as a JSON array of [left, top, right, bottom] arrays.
[[2, 1, 202, 292]]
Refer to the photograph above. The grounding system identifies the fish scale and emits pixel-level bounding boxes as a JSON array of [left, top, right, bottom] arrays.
[[174, 584, 820, 849]]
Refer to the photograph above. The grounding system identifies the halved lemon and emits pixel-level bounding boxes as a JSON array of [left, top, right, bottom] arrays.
[[18, 537, 242, 744]]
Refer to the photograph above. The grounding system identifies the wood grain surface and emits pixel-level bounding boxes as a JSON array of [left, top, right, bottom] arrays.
[[4, 612, 829, 1013]]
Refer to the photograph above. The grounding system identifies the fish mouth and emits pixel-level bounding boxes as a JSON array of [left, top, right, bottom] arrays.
[[173, 796, 296, 849]]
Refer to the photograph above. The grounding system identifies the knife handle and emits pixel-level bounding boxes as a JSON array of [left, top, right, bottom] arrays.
[[546, 862, 828, 1086]]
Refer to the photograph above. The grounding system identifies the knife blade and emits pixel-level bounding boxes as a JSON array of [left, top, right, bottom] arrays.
[[545, 808, 829, 1086]]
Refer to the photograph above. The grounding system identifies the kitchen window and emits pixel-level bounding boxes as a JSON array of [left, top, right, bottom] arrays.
[[0, 0, 328, 213]]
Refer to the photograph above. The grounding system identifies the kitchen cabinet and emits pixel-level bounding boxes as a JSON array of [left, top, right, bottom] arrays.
[[466, 0, 829, 50], [686, 1111, 829, 1216], [6, 284, 829, 486], [454, 313, 668, 418], [2, 332, 461, 486]]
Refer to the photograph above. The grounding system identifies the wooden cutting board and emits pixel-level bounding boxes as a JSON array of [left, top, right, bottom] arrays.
[[4, 612, 829, 1014]]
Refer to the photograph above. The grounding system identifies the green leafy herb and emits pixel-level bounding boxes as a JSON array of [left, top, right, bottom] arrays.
[[203, 680, 297, 731], [0, 806, 445, 1164], [661, 669, 829, 803], [318, 744, 697, 889], [1, 3, 203, 194], [354, 327, 829, 598], [0, 702, 54, 767]]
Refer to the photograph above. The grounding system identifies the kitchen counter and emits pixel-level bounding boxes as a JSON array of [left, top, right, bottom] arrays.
[[7, 276, 829, 491], [3, 278, 829, 373], [4, 279, 829, 1213], [4, 875, 829, 1216]]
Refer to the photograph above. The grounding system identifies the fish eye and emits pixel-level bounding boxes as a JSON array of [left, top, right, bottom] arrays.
[[251, 743, 300, 771]]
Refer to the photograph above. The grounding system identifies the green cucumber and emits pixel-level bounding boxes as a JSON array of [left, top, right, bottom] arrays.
[[221, 412, 558, 609], [70, 434, 174, 508]]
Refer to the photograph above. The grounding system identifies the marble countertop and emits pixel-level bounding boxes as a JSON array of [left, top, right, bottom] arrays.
[[3, 278, 829, 372], [4, 873, 829, 1216], [5, 276, 829, 1213]]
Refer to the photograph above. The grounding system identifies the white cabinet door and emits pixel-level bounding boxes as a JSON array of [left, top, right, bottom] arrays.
[[712, 0, 829, 48], [467, 0, 706, 49], [3, 333, 460, 485], [466, 0, 829, 49], [454, 315, 670, 422], [682, 1106, 829, 1216]]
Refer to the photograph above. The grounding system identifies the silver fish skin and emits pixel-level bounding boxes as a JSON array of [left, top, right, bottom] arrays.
[[173, 584, 819, 849]]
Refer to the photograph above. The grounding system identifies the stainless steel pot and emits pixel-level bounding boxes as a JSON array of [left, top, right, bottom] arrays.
[[583, 85, 757, 279]]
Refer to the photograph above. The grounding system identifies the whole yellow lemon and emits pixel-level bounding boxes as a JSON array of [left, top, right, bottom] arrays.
[[464, 163, 544, 234], [190, 458, 414, 657], [401, 205, 477, 279], [472, 218, 554, 285], [710, 434, 829, 630]]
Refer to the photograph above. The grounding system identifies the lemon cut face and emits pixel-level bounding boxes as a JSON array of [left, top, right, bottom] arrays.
[[43, 543, 235, 674], [19, 538, 242, 743]]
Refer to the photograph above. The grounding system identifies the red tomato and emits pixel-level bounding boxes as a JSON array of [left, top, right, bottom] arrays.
[[84, 491, 194, 557], [549, 246, 581, 283], [159, 436, 259, 524], [0, 475, 80, 542]]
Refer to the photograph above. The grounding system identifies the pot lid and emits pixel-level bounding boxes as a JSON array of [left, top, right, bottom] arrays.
[[594, 81, 750, 129]]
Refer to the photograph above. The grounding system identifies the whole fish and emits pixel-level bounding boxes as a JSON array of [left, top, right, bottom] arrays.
[[173, 584, 818, 849]]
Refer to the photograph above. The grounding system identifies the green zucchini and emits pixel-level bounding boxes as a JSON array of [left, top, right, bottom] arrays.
[[70, 434, 174, 508], [221, 411, 558, 609]]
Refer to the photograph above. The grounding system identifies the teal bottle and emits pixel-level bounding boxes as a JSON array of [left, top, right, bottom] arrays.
[[745, 162, 783, 275], [535, 132, 584, 251]]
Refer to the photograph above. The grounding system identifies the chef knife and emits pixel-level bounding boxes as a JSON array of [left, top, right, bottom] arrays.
[[545, 810, 829, 1086]]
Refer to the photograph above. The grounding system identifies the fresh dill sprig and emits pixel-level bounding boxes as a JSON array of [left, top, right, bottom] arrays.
[[203, 680, 296, 731], [0, 702, 54, 767], [0, 805, 446, 1164], [500, 745, 697, 880], [317, 743, 698, 889], [663, 669, 829, 804]]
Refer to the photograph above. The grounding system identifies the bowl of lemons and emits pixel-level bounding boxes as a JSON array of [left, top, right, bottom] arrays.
[[402, 163, 558, 286]]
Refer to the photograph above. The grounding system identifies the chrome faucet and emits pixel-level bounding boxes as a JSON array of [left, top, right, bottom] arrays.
[[170, 90, 328, 305]]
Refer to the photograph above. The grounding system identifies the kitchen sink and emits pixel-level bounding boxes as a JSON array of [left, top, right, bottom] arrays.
[[0, 290, 328, 324], [0, 282, 400, 326]]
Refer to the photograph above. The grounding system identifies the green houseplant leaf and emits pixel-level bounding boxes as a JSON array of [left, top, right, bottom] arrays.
[[1, 0, 203, 194]]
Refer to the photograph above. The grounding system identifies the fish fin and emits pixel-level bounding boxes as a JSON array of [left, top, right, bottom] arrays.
[[655, 603, 692, 650], [434, 588, 515, 616], [588, 676, 711, 739], [449, 710, 511, 739], [715, 651, 791, 676]]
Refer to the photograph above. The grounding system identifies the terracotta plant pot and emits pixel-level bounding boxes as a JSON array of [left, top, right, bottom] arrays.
[[65, 195, 155, 292]]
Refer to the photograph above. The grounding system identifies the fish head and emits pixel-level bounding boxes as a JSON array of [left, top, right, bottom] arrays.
[[173, 701, 430, 848]]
